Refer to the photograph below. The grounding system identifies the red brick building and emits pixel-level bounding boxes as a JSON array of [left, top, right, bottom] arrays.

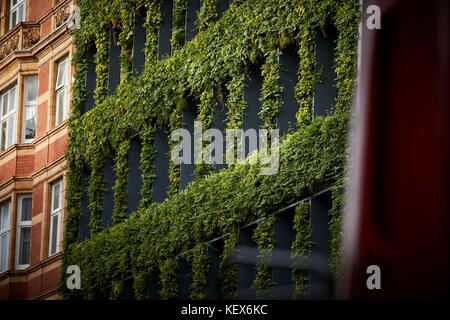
[[0, 0, 74, 299]]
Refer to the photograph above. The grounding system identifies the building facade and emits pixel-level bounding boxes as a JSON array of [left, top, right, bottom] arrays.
[[0, 0, 74, 299]]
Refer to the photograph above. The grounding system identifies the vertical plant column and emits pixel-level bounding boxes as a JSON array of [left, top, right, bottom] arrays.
[[112, 139, 130, 224], [259, 49, 282, 130], [218, 226, 239, 299], [159, 258, 179, 299], [139, 124, 156, 208], [168, 97, 184, 196], [198, 0, 217, 31], [144, 0, 162, 69], [191, 241, 210, 300], [295, 28, 315, 127], [171, 0, 187, 51], [252, 216, 275, 298], [291, 202, 312, 299], [194, 88, 215, 179], [88, 156, 105, 235], [119, 3, 135, 83]]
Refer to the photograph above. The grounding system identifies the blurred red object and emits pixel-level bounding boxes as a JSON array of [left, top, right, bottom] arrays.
[[340, 0, 450, 299]]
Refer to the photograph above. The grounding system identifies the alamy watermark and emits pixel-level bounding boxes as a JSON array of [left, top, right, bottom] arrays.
[[170, 121, 279, 175]]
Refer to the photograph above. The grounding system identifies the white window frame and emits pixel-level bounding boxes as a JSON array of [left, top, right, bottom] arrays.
[[0, 85, 17, 152], [49, 180, 62, 256], [22, 76, 38, 143], [15, 195, 32, 270], [55, 57, 69, 126], [0, 201, 11, 273], [9, 0, 26, 30]]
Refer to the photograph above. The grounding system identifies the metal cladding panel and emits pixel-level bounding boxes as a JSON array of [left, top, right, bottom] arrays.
[[127, 137, 143, 214], [158, 0, 173, 60], [185, 0, 200, 42], [278, 46, 300, 135], [313, 28, 338, 118], [132, 11, 147, 77], [84, 47, 97, 113]]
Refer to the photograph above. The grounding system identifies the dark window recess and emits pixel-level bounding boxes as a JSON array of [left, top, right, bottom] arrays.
[[308, 191, 333, 299], [179, 102, 198, 191], [108, 29, 121, 95], [205, 238, 224, 299], [216, 0, 230, 19], [158, 0, 173, 60], [177, 257, 193, 300], [121, 278, 135, 300], [132, 9, 147, 77], [78, 169, 91, 241], [127, 136, 143, 215], [102, 157, 116, 228], [278, 46, 300, 136], [152, 125, 170, 202], [185, 0, 200, 42], [243, 65, 263, 157], [272, 206, 296, 299], [84, 47, 97, 114], [148, 270, 162, 300], [237, 224, 257, 299], [313, 27, 338, 118], [211, 87, 228, 172]]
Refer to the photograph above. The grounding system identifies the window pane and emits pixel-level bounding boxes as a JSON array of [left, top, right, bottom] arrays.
[[10, 10, 17, 28], [18, 4, 24, 23], [56, 90, 65, 125], [18, 227, 30, 265], [21, 198, 32, 221], [8, 87, 16, 113], [1, 121, 6, 151], [56, 60, 67, 88], [1, 233, 9, 271], [0, 203, 9, 231], [12, 0, 18, 7], [25, 107, 36, 140], [52, 183, 60, 211], [6, 116, 15, 148], [50, 214, 59, 255], [2, 95, 8, 116], [26, 77, 38, 102]]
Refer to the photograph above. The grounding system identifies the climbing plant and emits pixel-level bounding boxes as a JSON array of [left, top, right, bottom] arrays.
[[60, 0, 360, 300]]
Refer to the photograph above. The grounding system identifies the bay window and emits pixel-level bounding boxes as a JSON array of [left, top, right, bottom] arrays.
[[15, 195, 32, 269], [9, 0, 26, 29], [0, 85, 17, 152], [49, 180, 62, 256], [0, 201, 10, 273], [23, 76, 37, 142], [55, 57, 69, 126]]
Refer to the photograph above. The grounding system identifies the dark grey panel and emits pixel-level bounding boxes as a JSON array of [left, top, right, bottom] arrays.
[[148, 270, 162, 300], [278, 46, 300, 136], [177, 257, 192, 299], [313, 28, 338, 118], [158, 0, 173, 60], [237, 224, 257, 299], [179, 103, 198, 190], [243, 65, 263, 157], [132, 10, 147, 77], [152, 126, 170, 202], [127, 137, 143, 215], [185, 0, 200, 42], [84, 47, 97, 114], [78, 169, 91, 241], [216, 0, 230, 19], [308, 191, 333, 299], [211, 88, 228, 172], [121, 277, 135, 300], [272, 207, 296, 299], [205, 239, 224, 299], [108, 29, 121, 96], [102, 157, 116, 228]]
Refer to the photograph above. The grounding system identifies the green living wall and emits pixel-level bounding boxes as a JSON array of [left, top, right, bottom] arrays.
[[60, 0, 360, 299]]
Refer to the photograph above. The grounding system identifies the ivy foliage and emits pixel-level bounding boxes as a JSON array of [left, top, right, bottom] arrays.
[[61, 0, 360, 299]]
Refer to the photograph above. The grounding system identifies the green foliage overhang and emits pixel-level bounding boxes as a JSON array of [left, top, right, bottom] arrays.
[[61, 0, 360, 299]]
